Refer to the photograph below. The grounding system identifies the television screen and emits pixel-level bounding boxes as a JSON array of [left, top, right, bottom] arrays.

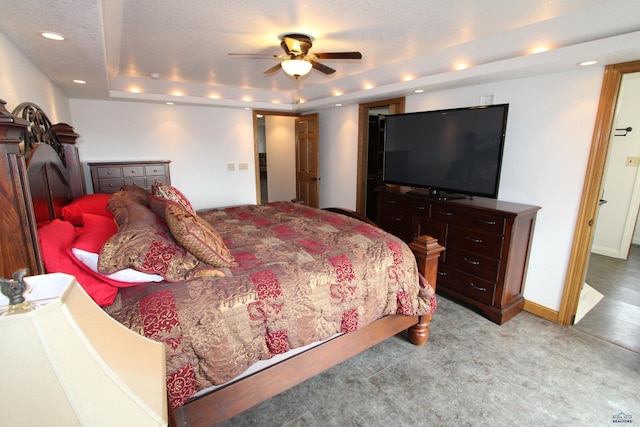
[[383, 104, 509, 199]]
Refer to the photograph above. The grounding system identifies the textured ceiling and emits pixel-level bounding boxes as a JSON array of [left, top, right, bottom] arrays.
[[2, 0, 640, 111]]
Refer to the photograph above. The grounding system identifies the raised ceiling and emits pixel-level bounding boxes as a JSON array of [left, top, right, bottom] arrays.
[[2, 0, 640, 111]]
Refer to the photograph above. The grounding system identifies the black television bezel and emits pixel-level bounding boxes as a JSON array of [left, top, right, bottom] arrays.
[[382, 104, 509, 199]]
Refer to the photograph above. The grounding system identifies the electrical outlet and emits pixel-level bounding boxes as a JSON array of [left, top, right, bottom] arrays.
[[238, 163, 249, 170], [479, 94, 495, 105], [626, 156, 640, 167], [227, 163, 235, 171]]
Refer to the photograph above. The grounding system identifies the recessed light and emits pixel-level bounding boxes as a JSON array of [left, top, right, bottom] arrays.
[[414, 89, 424, 94], [166, 102, 174, 105], [149, 72, 161, 80], [72, 79, 86, 84], [335, 103, 342, 107], [41, 32, 65, 41], [455, 63, 469, 71], [364, 84, 374, 90], [579, 60, 598, 66], [531, 46, 549, 54]]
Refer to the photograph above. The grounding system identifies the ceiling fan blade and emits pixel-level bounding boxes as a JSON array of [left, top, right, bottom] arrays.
[[229, 53, 282, 58], [263, 63, 282, 75], [311, 61, 336, 75], [313, 52, 362, 60]]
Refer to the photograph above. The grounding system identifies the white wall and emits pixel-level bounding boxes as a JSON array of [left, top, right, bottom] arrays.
[[69, 99, 256, 210], [0, 31, 71, 123], [265, 115, 296, 202]]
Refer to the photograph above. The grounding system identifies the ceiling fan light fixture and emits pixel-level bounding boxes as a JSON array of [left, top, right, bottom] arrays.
[[281, 59, 312, 77]]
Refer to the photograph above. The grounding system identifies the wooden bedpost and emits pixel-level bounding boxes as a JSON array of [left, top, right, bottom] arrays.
[[53, 123, 84, 198], [408, 235, 445, 345]]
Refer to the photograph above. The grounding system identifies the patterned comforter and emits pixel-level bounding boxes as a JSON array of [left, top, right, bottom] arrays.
[[105, 202, 436, 408]]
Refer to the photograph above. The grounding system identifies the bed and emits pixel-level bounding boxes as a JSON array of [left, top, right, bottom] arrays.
[[0, 99, 445, 426]]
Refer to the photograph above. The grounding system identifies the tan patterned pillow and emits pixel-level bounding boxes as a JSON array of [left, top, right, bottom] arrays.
[[165, 202, 238, 268], [153, 181, 195, 214], [99, 191, 225, 281]]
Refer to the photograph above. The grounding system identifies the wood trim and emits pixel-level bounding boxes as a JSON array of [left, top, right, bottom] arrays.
[[355, 97, 405, 215], [559, 60, 640, 326], [524, 299, 559, 323]]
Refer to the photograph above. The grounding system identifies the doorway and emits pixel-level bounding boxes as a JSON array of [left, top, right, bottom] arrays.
[[356, 97, 406, 218], [253, 111, 320, 207], [560, 60, 640, 326], [253, 111, 297, 205]]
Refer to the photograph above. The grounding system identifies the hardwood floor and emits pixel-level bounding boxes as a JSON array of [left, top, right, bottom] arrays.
[[573, 244, 640, 353]]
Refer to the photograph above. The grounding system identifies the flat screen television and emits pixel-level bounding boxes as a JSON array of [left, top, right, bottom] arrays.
[[382, 104, 509, 199]]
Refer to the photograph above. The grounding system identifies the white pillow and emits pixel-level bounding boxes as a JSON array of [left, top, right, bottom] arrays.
[[70, 248, 164, 283]]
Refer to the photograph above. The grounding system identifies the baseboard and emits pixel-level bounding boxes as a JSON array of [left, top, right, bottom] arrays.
[[523, 299, 559, 323]]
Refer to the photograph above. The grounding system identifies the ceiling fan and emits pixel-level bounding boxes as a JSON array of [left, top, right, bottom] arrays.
[[229, 33, 362, 77]]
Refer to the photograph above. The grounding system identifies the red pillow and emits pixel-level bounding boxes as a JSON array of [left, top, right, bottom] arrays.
[[61, 193, 113, 226], [72, 213, 118, 253], [37, 219, 118, 306]]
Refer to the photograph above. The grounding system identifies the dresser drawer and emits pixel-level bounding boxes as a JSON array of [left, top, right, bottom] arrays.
[[447, 226, 503, 258], [121, 166, 145, 177], [145, 165, 167, 176], [438, 265, 496, 306], [446, 247, 500, 282], [432, 205, 506, 234], [96, 167, 122, 179], [123, 177, 148, 188], [98, 178, 124, 193]]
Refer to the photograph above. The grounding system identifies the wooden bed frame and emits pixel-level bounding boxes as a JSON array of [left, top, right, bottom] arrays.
[[0, 99, 445, 427]]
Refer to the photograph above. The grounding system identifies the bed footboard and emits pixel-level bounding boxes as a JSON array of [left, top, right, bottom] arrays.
[[408, 234, 445, 345]]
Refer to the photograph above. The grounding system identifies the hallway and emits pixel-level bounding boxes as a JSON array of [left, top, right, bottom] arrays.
[[572, 244, 640, 354]]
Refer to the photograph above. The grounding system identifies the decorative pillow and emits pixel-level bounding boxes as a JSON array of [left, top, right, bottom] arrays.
[[61, 193, 113, 226], [119, 184, 151, 205], [69, 213, 164, 286], [148, 195, 168, 220], [153, 181, 195, 214], [37, 219, 118, 306], [165, 202, 238, 268], [99, 192, 224, 281]]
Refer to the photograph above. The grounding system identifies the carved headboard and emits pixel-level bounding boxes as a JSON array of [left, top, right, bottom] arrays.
[[0, 99, 84, 278]]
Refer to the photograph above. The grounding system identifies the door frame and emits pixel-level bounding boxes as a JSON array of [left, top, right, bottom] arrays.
[[559, 60, 640, 326], [355, 97, 406, 215]]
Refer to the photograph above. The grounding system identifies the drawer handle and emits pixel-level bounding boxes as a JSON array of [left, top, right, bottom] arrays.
[[438, 211, 453, 216], [391, 216, 402, 222], [107, 171, 112, 175], [413, 205, 426, 210], [464, 257, 480, 266], [108, 183, 114, 187], [478, 219, 496, 225], [438, 271, 446, 276], [388, 200, 396, 204], [466, 236, 483, 244], [469, 283, 487, 292]]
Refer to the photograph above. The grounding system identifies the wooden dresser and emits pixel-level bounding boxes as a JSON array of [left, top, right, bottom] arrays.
[[376, 186, 540, 324], [88, 160, 171, 194]]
